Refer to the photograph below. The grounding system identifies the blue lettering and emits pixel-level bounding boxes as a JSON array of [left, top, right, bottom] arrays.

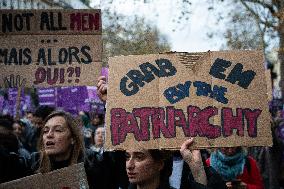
[[164, 80, 228, 104], [209, 58, 231, 80], [120, 59, 177, 96], [225, 63, 256, 89], [120, 76, 139, 96], [163, 81, 191, 104], [210, 58, 256, 89]]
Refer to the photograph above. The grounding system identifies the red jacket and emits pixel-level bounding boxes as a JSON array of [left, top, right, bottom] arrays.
[[206, 156, 264, 189]]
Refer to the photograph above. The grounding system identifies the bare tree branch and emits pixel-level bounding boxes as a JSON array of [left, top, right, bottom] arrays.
[[240, 0, 277, 29], [242, 0, 276, 15]]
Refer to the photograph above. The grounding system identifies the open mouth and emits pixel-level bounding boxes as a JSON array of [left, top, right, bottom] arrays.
[[127, 172, 136, 178], [45, 141, 55, 148]]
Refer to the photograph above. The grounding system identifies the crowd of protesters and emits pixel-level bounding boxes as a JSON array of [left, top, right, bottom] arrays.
[[0, 76, 282, 189]]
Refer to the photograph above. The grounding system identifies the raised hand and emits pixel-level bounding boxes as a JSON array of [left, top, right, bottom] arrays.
[[97, 76, 108, 102], [180, 138, 207, 185]]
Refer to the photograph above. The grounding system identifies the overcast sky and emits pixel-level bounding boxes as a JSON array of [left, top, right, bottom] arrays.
[[90, 0, 227, 52]]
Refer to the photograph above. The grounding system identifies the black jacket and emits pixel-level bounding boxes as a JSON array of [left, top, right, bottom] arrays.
[[0, 148, 28, 184], [179, 159, 227, 189], [85, 150, 128, 189]]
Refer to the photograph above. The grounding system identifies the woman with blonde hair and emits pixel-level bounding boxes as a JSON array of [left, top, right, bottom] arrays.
[[28, 110, 122, 189], [32, 110, 84, 173]]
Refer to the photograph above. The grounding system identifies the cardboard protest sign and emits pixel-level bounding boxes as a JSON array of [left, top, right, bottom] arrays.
[[0, 10, 101, 35], [265, 70, 273, 102], [0, 163, 88, 189], [0, 10, 102, 88], [105, 51, 273, 150]]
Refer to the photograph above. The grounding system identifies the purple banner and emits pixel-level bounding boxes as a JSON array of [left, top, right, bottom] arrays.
[[0, 89, 33, 117], [57, 86, 89, 114], [38, 87, 56, 106]]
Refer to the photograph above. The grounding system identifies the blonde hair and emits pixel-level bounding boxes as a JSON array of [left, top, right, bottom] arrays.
[[37, 111, 85, 173]]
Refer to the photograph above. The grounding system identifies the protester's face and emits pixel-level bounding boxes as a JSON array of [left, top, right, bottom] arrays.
[[94, 127, 105, 147], [32, 116, 44, 128], [126, 149, 163, 184], [43, 116, 73, 159], [26, 113, 33, 121], [92, 115, 101, 126], [220, 147, 238, 156], [12, 123, 22, 137]]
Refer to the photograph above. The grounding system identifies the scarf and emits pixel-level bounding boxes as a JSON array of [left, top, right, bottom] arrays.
[[210, 149, 246, 181]]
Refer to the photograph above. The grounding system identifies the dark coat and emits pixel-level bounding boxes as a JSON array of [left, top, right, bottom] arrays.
[[175, 162, 226, 189], [0, 129, 30, 184], [0, 147, 28, 184], [85, 150, 128, 189]]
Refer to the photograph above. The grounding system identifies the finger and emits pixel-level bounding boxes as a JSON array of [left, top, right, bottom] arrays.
[[97, 85, 103, 94], [180, 138, 194, 152], [97, 76, 106, 82], [97, 79, 106, 85], [98, 85, 107, 93], [101, 85, 107, 93], [97, 80, 106, 88]]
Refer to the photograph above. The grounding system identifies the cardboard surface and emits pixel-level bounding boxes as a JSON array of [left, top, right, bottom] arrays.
[[0, 9, 102, 88], [0, 163, 89, 189], [105, 51, 272, 150], [0, 34, 102, 87], [265, 70, 273, 102], [0, 9, 101, 35]]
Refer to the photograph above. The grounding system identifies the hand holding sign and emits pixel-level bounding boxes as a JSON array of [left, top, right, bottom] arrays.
[[97, 76, 107, 102], [180, 138, 207, 185]]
